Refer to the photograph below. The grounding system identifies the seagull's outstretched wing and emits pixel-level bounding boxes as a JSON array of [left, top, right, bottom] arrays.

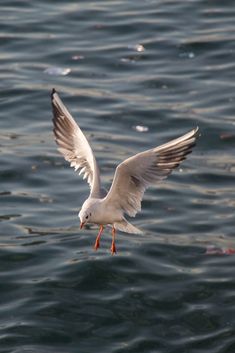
[[103, 128, 199, 217], [51, 89, 101, 198]]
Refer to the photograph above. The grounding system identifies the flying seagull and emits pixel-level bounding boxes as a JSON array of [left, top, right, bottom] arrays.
[[51, 89, 199, 254]]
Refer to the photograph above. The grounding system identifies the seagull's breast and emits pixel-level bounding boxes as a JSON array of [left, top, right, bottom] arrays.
[[92, 200, 123, 225]]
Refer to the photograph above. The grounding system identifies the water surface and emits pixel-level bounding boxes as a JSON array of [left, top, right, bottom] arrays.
[[1, 1, 235, 352]]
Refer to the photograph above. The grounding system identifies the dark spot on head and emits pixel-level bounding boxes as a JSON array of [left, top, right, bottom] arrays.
[[90, 213, 91, 216], [85, 215, 88, 219]]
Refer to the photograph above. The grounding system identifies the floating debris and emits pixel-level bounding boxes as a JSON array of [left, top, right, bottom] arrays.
[[44, 67, 71, 76], [120, 57, 137, 63], [220, 132, 235, 141], [205, 245, 235, 255], [72, 55, 85, 61], [128, 44, 145, 52], [179, 52, 195, 59], [133, 125, 149, 132], [39, 195, 53, 203]]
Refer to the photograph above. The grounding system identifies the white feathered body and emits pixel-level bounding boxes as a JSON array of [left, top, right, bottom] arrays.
[[51, 88, 199, 240], [79, 197, 142, 234]]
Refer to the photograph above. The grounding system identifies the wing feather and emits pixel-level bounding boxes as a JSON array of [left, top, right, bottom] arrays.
[[104, 128, 199, 217], [51, 89, 101, 197]]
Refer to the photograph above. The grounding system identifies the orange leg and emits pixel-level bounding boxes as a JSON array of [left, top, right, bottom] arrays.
[[110, 227, 117, 255], [94, 225, 104, 250]]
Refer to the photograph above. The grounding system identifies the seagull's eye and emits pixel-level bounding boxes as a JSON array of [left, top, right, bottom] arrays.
[[85, 215, 88, 219]]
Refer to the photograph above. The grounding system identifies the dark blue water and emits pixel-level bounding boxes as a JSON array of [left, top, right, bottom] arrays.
[[1, 1, 235, 352]]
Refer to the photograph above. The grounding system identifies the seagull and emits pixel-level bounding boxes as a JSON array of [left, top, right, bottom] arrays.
[[51, 88, 199, 254]]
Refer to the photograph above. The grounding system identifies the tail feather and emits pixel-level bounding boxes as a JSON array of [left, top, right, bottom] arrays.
[[114, 219, 143, 234]]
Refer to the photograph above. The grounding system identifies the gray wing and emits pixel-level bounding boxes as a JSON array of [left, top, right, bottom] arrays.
[[51, 89, 101, 198], [103, 127, 199, 217]]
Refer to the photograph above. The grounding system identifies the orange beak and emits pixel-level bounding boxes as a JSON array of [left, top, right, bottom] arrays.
[[80, 222, 85, 229]]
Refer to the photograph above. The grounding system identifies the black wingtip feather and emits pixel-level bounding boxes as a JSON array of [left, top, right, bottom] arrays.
[[51, 88, 57, 99]]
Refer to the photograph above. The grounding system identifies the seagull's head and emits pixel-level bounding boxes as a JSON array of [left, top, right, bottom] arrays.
[[78, 208, 92, 229]]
